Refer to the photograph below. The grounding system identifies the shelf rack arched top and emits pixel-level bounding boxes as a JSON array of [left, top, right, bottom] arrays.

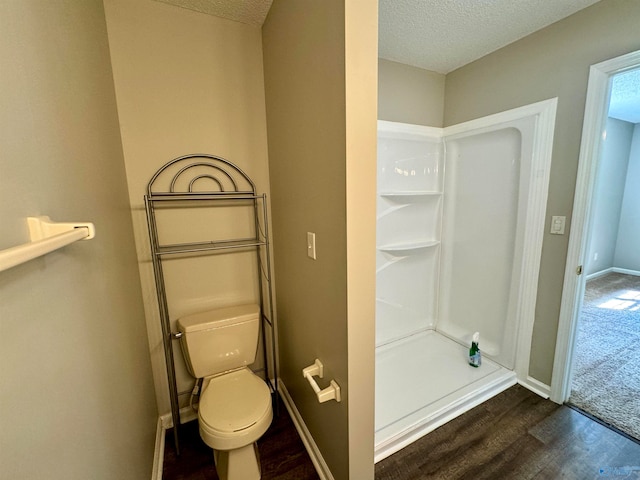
[[146, 153, 256, 197], [144, 152, 277, 456]]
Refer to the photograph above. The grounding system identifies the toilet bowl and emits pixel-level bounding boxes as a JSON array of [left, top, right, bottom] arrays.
[[198, 367, 273, 479], [177, 304, 273, 480], [199, 367, 273, 449]]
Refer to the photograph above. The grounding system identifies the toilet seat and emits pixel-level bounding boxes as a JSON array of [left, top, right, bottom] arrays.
[[198, 367, 273, 451]]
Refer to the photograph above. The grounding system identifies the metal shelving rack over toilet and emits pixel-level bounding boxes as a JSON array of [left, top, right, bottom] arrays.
[[144, 154, 277, 455]]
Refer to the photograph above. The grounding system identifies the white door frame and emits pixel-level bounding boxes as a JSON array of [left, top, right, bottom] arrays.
[[550, 50, 640, 404]]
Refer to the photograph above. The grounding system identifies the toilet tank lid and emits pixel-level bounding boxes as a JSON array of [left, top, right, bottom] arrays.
[[177, 304, 260, 333]]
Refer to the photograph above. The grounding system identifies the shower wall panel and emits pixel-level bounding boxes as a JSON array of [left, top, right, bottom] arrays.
[[376, 122, 443, 346], [377, 109, 547, 370], [374, 100, 556, 462], [437, 127, 522, 368]]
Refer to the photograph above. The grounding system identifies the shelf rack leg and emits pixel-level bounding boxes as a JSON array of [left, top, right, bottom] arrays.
[[260, 195, 279, 416], [145, 197, 182, 455]]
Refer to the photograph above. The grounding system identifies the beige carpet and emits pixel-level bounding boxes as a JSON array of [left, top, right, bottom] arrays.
[[570, 272, 640, 440]]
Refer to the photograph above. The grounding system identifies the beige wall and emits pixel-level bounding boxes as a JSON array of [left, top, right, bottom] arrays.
[[345, 2, 377, 477], [378, 58, 445, 127], [0, 1, 157, 479], [445, 0, 640, 383], [262, 1, 377, 478], [103, 0, 272, 414]]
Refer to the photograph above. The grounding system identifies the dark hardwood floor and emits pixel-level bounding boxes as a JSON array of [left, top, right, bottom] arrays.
[[376, 384, 640, 480], [162, 396, 320, 480], [164, 386, 640, 479]]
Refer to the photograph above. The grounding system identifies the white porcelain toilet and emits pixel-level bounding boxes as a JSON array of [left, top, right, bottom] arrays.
[[177, 303, 273, 480]]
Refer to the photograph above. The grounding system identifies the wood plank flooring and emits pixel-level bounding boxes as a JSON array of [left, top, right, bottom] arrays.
[[376, 384, 640, 480], [163, 386, 640, 479], [162, 396, 319, 480]]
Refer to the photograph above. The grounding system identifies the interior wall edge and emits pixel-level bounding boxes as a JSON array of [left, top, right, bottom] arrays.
[[346, 0, 378, 477], [261, 1, 350, 477]]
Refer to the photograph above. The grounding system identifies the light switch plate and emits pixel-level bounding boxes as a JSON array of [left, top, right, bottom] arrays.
[[307, 232, 316, 259], [550, 215, 566, 235]]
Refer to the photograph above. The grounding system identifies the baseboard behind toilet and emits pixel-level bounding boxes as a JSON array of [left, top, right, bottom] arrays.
[[152, 417, 165, 480], [152, 406, 198, 480]]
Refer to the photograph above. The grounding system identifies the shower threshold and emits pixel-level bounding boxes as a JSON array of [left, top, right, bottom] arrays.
[[375, 329, 516, 462]]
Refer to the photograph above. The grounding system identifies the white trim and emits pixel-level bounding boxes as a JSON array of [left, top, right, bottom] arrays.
[[152, 406, 198, 480], [518, 376, 551, 399], [159, 405, 198, 429], [585, 267, 615, 280], [551, 49, 640, 404], [514, 99, 557, 384], [152, 417, 165, 480], [278, 379, 335, 480], [585, 267, 640, 280], [612, 267, 640, 277]]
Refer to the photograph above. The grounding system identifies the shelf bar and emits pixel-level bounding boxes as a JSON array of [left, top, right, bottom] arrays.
[[159, 236, 261, 249], [156, 240, 267, 256], [147, 193, 260, 202], [0, 227, 90, 273]]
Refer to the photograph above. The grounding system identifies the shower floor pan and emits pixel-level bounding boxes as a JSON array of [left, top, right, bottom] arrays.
[[375, 329, 516, 462]]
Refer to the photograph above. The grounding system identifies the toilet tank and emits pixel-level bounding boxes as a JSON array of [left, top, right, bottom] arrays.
[[177, 303, 260, 378]]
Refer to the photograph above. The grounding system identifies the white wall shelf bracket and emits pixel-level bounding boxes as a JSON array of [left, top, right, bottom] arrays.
[[302, 359, 341, 403], [0, 216, 95, 273], [28, 216, 95, 241]]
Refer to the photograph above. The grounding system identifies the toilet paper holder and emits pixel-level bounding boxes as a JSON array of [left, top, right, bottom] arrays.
[[302, 359, 341, 403]]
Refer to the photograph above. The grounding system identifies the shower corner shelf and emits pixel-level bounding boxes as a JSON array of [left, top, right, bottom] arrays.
[[144, 154, 277, 455], [380, 191, 442, 198], [377, 240, 440, 253]]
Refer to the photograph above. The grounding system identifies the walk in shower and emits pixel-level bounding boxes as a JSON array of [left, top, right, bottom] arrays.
[[375, 100, 557, 461]]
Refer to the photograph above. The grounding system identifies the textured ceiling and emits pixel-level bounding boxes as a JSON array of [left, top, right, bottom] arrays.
[[155, 0, 637, 123], [159, 1, 601, 74], [609, 69, 640, 124], [379, 0, 601, 74], [154, 0, 272, 26]]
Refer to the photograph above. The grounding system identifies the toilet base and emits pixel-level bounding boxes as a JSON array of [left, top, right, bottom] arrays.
[[213, 442, 261, 480]]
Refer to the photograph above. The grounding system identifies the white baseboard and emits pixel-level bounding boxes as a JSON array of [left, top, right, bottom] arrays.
[[612, 267, 640, 277], [518, 376, 551, 400], [152, 417, 165, 480], [152, 406, 198, 480], [159, 406, 198, 429], [278, 379, 334, 480], [585, 267, 613, 280], [586, 267, 640, 280]]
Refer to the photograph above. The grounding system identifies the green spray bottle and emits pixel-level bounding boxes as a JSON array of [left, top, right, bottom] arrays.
[[469, 332, 481, 367]]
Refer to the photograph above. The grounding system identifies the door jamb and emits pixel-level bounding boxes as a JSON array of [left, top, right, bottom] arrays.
[[550, 50, 640, 404]]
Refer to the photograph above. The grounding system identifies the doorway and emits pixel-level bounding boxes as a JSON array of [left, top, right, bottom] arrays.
[[570, 272, 640, 439], [551, 50, 640, 441]]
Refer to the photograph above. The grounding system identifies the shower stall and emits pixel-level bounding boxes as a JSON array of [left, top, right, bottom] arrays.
[[375, 99, 557, 461]]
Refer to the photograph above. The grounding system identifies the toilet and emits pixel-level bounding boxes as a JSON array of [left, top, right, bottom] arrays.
[[177, 303, 273, 480]]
